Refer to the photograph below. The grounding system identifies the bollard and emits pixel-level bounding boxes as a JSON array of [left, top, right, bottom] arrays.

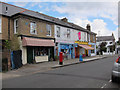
[[79, 54, 83, 61], [59, 52, 63, 65]]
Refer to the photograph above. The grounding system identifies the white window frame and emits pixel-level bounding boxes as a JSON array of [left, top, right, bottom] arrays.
[[0, 17, 1, 33], [46, 24, 51, 36], [14, 19, 18, 34], [67, 29, 70, 38], [30, 22, 37, 35], [57, 26, 60, 37]]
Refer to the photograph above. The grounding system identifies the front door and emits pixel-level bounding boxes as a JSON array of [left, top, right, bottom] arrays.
[[27, 47, 33, 64]]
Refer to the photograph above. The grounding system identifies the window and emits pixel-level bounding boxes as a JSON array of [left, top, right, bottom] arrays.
[[91, 45, 95, 53], [110, 42, 112, 44], [30, 22, 37, 34], [67, 29, 70, 38], [46, 24, 51, 36], [0, 17, 1, 33], [14, 19, 18, 34], [57, 27, 60, 37], [93, 35, 95, 42], [5, 7, 8, 13]]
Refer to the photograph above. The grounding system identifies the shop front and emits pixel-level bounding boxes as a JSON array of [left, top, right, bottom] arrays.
[[88, 42, 96, 56], [22, 37, 55, 64], [55, 42, 75, 60], [75, 41, 94, 58]]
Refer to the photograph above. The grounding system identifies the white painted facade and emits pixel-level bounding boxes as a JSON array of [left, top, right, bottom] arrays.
[[54, 25, 87, 43], [96, 40, 115, 55]]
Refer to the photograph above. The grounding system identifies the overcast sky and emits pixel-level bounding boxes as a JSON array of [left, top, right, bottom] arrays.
[[6, 1, 119, 41]]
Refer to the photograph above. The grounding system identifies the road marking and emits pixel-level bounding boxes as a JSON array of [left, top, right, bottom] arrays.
[[109, 80, 112, 83], [101, 84, 107, 88], [101, 79, 112, 88]]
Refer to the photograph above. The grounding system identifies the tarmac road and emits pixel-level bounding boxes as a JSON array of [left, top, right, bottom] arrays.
[[2, 55, 120, 88]]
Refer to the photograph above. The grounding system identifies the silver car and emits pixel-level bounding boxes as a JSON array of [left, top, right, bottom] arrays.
[[111, 57, 120, 82]]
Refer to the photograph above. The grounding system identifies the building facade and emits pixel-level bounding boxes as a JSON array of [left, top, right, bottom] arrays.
[[96, 33, 115, 55], [1, 2, 97, 69]]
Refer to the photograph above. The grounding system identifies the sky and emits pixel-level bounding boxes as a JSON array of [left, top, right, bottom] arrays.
[[6, 1, 119, 41]]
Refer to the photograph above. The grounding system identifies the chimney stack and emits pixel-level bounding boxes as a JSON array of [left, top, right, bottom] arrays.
[[86, 24, 91, 31], [61, 17, 68, 22]]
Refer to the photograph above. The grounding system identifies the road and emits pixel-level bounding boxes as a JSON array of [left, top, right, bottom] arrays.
[[2, 56, 120, 88]]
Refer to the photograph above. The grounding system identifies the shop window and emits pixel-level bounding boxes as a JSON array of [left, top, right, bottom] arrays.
[[46, 24, 51, 36], [91, 45, 95, 53], [35, 47, 48, 56], [67, 29, 70, 38], [30, 22, 37, 34], [14, 19, 18, 34], [57, 26, 60, 37]]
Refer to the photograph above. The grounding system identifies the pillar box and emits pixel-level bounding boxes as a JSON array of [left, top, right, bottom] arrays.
[[59, 52, 63, 65]]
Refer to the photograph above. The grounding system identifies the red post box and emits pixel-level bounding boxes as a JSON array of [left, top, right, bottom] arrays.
[[59, 52, 63, 65]]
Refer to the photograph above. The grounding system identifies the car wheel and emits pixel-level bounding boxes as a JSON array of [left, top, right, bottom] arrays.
[[111, 75, 116, 82]]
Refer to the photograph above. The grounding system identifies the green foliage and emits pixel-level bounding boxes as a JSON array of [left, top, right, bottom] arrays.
[[4, 35, 20, 51], [10, 35, 20, 51], [54, 55, 59, 61], [117, 41, 120, 45], [4, 40, 11, 50], [99, 42, 107, 55]]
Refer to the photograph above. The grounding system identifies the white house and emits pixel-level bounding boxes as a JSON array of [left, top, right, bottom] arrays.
[[96, 33, 115, 55]]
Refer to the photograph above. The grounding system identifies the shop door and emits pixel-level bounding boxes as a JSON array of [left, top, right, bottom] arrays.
[[27, 47, 33, 64]]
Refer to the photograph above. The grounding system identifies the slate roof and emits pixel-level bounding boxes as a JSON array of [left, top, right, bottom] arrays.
[[0, 2, 96, 35], [96, 36, 115, 42]]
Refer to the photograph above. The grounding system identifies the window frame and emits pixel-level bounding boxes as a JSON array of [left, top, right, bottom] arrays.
[[67, 29, 70, 38], [30, 22, 37, 35], [46, 24, 51, 36], [57, 26, 60, 37], [14, 19, 18, 34]]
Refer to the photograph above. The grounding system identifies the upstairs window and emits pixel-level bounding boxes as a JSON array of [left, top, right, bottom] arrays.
[[110, 42, 112, 44], [30, 22, 37, 34], [46, 24, 51, 36], [57, 26, 60, 37], [67, 29, 70, 38], [14, 19, 18, 34], [0, 17, 1, 33], [93, 35, 95, 42]]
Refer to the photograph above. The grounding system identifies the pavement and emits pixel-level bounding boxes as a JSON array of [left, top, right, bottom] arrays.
[[3, 55, 119, 88], [1, 55, 115, 80]]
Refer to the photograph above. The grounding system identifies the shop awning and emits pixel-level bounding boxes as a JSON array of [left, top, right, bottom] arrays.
[[79, 44, 94, 50], [22, 37, 55, 46]]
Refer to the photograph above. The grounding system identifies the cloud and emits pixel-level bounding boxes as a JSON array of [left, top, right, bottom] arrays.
[[12, 2, 28, 7], [53, 2, 118, 25], [72, 18, 118, 41]]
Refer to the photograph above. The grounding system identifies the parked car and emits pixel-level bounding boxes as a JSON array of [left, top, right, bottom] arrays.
[[111, 56, 120, 82]]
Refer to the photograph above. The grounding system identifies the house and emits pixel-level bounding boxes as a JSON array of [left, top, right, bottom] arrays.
[[96, 33, 115, 55], [54, 18, 97, 59], [0, 2, 55, 67], [0, 2, 97, 70]]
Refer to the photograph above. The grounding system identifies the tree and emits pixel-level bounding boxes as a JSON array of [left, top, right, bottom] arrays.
[[99, 42, 107, 55]]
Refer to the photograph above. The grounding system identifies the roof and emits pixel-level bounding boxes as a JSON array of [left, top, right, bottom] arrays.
[[96, 36, 115, 42], [0, 2, 96, 35]]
